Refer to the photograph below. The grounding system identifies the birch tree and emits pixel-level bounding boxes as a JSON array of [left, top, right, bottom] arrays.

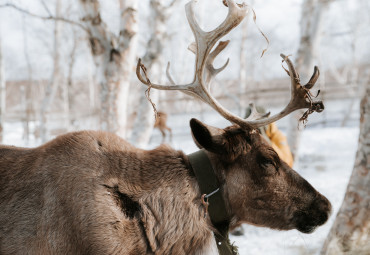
[[130, 0, 177, 147], [0, 35, 5, 143], [320, 79, 370, 254], [79, 0, 138, 137], [287, 0, 332, 159], [21, 14, 35, 143], [238, 0, 255, 117], [40, 0, 62, 142]]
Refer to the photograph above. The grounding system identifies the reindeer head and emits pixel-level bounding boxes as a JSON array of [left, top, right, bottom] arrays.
[[137, 0, 331, 233], [190, 119, 331, 233]]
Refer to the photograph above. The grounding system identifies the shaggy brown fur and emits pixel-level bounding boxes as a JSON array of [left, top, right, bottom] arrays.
[[0, 119, 331, 254]]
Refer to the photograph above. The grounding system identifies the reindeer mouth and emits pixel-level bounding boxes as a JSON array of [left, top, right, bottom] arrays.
[[293, 202, 331, 234], [296, 223, 317, 234], [294, 212, 323, 234]]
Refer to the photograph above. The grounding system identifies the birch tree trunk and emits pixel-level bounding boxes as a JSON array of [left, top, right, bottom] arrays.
[[287, 0, 331, 160], [320, 81, 370, 254], [0, 36, 5, 143], [130, 0, 176, 147], [79, 0, 138, 138], [66, 30, 78, 130], [238, 0, 254, 117], [21, 14, 34, 144], [40, 0, 62, 142]]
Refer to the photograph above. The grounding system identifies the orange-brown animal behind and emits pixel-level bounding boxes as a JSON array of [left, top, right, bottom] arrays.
[[0, 120, 331, 254], [154, 111, 172, 143]]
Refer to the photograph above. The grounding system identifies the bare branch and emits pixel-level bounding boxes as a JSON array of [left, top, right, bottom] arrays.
[[40, 0, 52, 16], [168, 0, 179, 8], [0, 3, 88, 33]]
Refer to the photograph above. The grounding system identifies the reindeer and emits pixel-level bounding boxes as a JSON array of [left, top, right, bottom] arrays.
[[0, 1, 331, 254], [154, 111, 172, 143]]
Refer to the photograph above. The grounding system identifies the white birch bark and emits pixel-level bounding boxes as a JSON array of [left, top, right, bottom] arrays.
[[39, 0, 62, 142], [130, 0, 176, 147], [238, 0, 253, 117], [21, 14, 34, 143], [116, 0, 138, 138], [0, 36, 5, 143], [287, 0, 331, 160], [320, 81, 370, 255], [79, 0, 137, 138], [66, 30, 79, 130]]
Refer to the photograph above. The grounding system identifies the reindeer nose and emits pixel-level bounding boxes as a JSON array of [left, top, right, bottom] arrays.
[[294, 195, 332, 233], [311, 196, 332, 225]]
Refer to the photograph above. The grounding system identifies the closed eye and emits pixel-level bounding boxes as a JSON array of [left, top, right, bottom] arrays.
[[256, 148, 281, 173], [261, 159, 278, 174], [262, 160, 275, 168]]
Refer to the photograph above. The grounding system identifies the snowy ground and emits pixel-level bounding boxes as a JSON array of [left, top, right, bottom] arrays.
[[2, 100, 360, 255]]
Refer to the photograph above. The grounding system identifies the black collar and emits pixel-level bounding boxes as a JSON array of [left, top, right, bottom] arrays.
[[188, 149, 238, 255]]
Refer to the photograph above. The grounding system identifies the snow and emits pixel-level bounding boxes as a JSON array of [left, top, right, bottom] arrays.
[[2, 111, 359, 255]]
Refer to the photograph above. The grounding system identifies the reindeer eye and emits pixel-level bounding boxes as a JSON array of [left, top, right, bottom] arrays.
[[262, 159, 273, 167], [256, 150, 280, 174], [261, 159, 278, 173]]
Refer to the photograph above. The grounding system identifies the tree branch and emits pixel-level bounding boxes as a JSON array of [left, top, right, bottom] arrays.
[[0, 3, 89, 33], [40, 0, 52, 17], [168, 0, 179, 8]]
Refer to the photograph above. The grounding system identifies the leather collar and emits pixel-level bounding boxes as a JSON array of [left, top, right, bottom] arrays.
[[188, 149, 238, 255]]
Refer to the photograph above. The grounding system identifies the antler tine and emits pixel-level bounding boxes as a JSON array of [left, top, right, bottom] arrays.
[[245, 103, 271, 121], [280, 53, 323, 110], [305, 66, 319, 89], [166, 62, 176, 85], [136, 58, 190, 91], [205, 41, 230, 84], [187, 40, 230, 87]]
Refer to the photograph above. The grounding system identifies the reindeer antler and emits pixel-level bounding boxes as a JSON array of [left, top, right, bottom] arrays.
[[136, 0, 324, 130]]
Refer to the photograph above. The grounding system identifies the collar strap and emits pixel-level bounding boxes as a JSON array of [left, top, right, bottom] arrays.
[[188, 150, 237, 255], [188, 149, 229, 225]]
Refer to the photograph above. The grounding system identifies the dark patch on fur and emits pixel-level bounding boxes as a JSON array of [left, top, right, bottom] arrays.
[[97, 140, 103, 147], [103, 184, 141, 219], [138, 219, 154, 254]]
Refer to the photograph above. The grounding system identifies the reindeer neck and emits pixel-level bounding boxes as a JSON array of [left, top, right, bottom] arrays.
[[188, 149, 237, 255], [119, 145, 216, 254], [188, 150, 229, 224]]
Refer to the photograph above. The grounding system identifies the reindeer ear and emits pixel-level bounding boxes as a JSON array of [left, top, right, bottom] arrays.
[[190, 118, 225, 154]]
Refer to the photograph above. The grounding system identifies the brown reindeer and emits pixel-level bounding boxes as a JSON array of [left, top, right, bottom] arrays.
[[154, 111, 172, 143], [0, 1, 331, 254]]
